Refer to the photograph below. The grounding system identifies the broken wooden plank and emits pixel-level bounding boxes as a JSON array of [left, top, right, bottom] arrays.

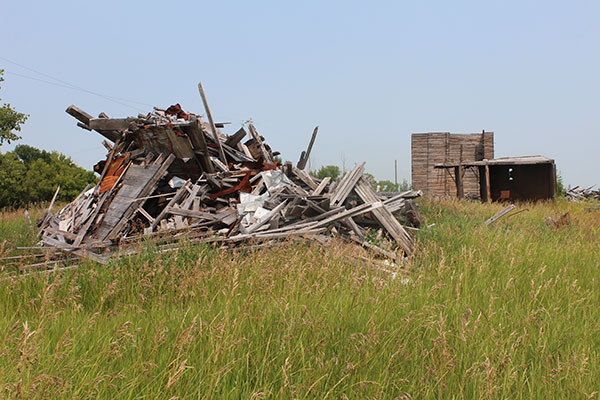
[[484, 204, 516, 226], [297, 126, 318, 169], [312, 177, 330, 196], [292, 166, 318, 191], [225, 127, 248, 148]]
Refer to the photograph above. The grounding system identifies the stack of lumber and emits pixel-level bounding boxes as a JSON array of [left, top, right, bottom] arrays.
[[38, 84, 420, 265]]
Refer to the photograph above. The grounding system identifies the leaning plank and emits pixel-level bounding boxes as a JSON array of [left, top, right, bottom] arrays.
[[312, 177, 330, 196], [197, 82, 228, 167], [72, 192, 110, 247], [38, 186, 61, 236], [246, 201, 288, 234], [150, 180, 192, 231], [353, 177, 414, 255], [292, 166, 318, 190], [297, 126, 318, 169], [329, 162, 365, 206], [484, 204, 516, 226]]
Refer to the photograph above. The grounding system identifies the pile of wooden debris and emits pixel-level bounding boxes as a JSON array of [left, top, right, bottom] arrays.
[[37, 84, 421, 265], [567, 186, 599, 201]]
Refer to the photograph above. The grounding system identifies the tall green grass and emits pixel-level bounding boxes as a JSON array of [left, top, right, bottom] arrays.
[[0, 198, 599, 399]]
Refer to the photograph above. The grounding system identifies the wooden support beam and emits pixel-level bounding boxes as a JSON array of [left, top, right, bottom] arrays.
[[455, 166, 464, 199], [88, 118, 137, 131], [485, 164, 491, 203], [66, 105, 121, 142]]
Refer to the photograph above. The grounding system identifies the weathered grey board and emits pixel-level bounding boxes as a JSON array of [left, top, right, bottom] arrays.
[[95, 164, 161, 240]]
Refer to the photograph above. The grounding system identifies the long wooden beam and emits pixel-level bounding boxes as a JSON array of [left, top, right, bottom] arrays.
[[197, 83, 228, 168]]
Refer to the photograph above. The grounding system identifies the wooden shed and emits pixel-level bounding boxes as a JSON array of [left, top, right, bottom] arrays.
[[411, 131, 494, 197], [434, 156, 557, 202]]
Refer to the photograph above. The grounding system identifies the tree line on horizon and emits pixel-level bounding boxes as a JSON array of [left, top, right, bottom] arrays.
[[311, 164, 411, 192]]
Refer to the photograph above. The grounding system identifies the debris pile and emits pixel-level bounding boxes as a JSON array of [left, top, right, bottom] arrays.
[[566, 186, 600, 201], [38, 84, 421, 264]]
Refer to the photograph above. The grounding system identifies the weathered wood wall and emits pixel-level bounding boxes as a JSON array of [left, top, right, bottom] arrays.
[[411, 132, 494, 197]]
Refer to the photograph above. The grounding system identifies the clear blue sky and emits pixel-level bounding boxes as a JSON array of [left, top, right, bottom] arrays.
[[1, 0, 598, 187]]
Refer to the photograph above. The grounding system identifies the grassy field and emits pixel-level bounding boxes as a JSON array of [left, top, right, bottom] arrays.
[[1, 198, 599, 399]]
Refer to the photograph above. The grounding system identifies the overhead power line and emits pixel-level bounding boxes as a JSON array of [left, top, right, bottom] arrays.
[[0, 56, 153, 112]]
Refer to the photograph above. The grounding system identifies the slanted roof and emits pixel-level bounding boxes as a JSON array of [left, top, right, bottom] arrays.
[[478, 155, 554, 166], [435, 155, 554, 168]]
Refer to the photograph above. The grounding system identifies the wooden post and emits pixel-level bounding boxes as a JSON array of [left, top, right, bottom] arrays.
[[550, 162, 557, 200], [455, 166, 464, 199], [197, 82, 228, 168], [485, 164, 492, 203], [394, 160, 398, 191]]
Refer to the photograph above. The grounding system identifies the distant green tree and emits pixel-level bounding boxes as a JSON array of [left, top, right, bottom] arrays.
[[313, 165, 341, 181], [366, 176, 412, 192], [397, 179, 412, 191], [376, 180, 397, 192], [0, 144, 97, 208], [556, 171, 566, 197], [0, 70, 28, 146], [0, 152, 27, 207]]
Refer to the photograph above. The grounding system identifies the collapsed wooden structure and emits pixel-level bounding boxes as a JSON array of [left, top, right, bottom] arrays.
[[37, 84, 420, 265]]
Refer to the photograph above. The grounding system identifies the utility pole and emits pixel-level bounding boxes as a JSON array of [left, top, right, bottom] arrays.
[[394, 160, 398, 192]]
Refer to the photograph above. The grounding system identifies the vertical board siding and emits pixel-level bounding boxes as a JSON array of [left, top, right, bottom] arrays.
[[411, 132, 494, 197]]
